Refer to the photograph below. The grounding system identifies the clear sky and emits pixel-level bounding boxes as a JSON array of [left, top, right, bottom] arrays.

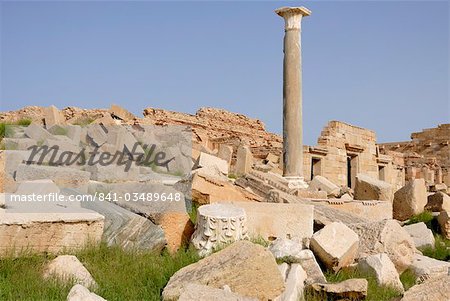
[[1, 1, 448, 145]]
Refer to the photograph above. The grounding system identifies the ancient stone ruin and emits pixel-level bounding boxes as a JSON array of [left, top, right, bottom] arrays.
[[0, 5, 449, 301]]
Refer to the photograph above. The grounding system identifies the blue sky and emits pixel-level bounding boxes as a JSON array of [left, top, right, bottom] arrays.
[[1, 1, 448, 145]]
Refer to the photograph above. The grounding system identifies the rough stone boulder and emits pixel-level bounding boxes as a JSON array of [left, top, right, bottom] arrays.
[[393, 179, 427, 221], [354, 173, 394, 202], [409, 254, 450, 282], [44, 255, 97, 289], [15, 164, 91, 192], [178, 283, 256, 301], [80, 196, 166, 252], [162, 241, 284, 301], [269, 238, 305, 259], [401, 275, 450, 301], [309, 279, 368, 301], [67, 284, 106, 301], [274, 263, 307, 301], [437, 210, 450, 239], [425, 191, 450, 212], [310, 222, 359, 271], [308, 175, 340, 197], [109, 104, 135, 121], [403, 222, 435, 249], [44, 105, 65, 127], [192, 173, 260, 204], [357, 253, 404, 292], [195, 152, 229, 176], [348, 220, 416, 273]]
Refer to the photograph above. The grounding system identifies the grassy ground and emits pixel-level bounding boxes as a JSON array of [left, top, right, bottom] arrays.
[[405, 210, 450, 261], [0, 243, 200, 301]]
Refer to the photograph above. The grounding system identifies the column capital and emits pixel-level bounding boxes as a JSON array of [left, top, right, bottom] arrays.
[[275, 6, 311, 30]]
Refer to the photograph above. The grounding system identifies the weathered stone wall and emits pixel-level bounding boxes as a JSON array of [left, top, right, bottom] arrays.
[[379, 124, 450, 186]]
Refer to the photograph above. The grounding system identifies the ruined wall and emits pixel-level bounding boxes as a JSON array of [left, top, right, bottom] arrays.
[[303, 121, 404, 189], [379, 124, 450, 186]]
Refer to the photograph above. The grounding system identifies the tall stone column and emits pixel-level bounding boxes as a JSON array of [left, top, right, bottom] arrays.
[[276, 6, 311, 189]]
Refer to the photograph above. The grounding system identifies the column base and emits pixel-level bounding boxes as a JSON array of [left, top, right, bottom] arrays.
[[283, 176, 309, 189]]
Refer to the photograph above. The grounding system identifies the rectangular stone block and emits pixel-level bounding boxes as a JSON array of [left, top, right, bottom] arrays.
[[0, 208, 104, 256], [223, 201, 314, 242]]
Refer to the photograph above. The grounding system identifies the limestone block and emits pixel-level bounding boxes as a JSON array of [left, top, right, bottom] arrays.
[[44, 105, 65, 127], [2, 138, 36, 150], [43, 136, 80, 154], [195, 152, 228, 176], [393, 179, 427, 221], [44, 255, 97, 288], [80, 197, 166, 252], [192, 173, 260, 205], [278, 263, 289, 282], [217, 144, 233, 165], [109, 104, 135, 121], [15, 164, 90, 192], [308, 176, 340, 197], [235, 145, 253, 176], [409, 254, 450, 281], [3, 150, 32, 176], [265, 153, 279, 164], [348, 220, 416, 273], [310, 222, 359, 271], [400, 275, 450, 301], [93, 114, 118, 126], [85, 164, 140, 182], [24, 124, 53, 141], [0, 209, 104, 256], [425, 191, 450, 212], [225, 202, 313, 242], [357, 253, 403, 292], [15, 179, 60, 195], [87, 124, 107, 146], [325, 199, 393, 221], [162, 241, 285, 301], [191, 204, 248, 256], [274, 264, 307, 301], [67, 284, 106, 301], [437, 210, 450, 239], [105, 127, 144, 160], [309, 279, 368, 301], [354, 174, 394, 202], [178, 283, 257, 301], [269, 238, 305, 259], [403, 222, 435, 249], [110, 183, 193, 252]]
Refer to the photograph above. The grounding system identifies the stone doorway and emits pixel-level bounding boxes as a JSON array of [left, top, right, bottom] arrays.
[[347, 154, 358, 189], [311, 157, 322, 180]]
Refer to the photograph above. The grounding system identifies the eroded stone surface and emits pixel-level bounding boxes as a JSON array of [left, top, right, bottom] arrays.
[[162, 241, 284, 301], [44, 255, 97, 288], [310, 222, 359, 271], [357, 253, 403, 292], [403, 222, 435, 249], [393, 179, 427, 221], [354, 174, 394, 202], [348, 220, 416, 273]]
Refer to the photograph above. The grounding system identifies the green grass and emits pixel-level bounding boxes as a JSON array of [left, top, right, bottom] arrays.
[[420, 234, 450, 261], [304, 269, 403, 301], [399, 269, 416, 291], [0, 119, 32, 140], [0, 242, 200, 301], [0, 253, 75, 301], [405, 211, 450, 261], [72, 117, 94, 126], [404, 211, 436, 230]]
